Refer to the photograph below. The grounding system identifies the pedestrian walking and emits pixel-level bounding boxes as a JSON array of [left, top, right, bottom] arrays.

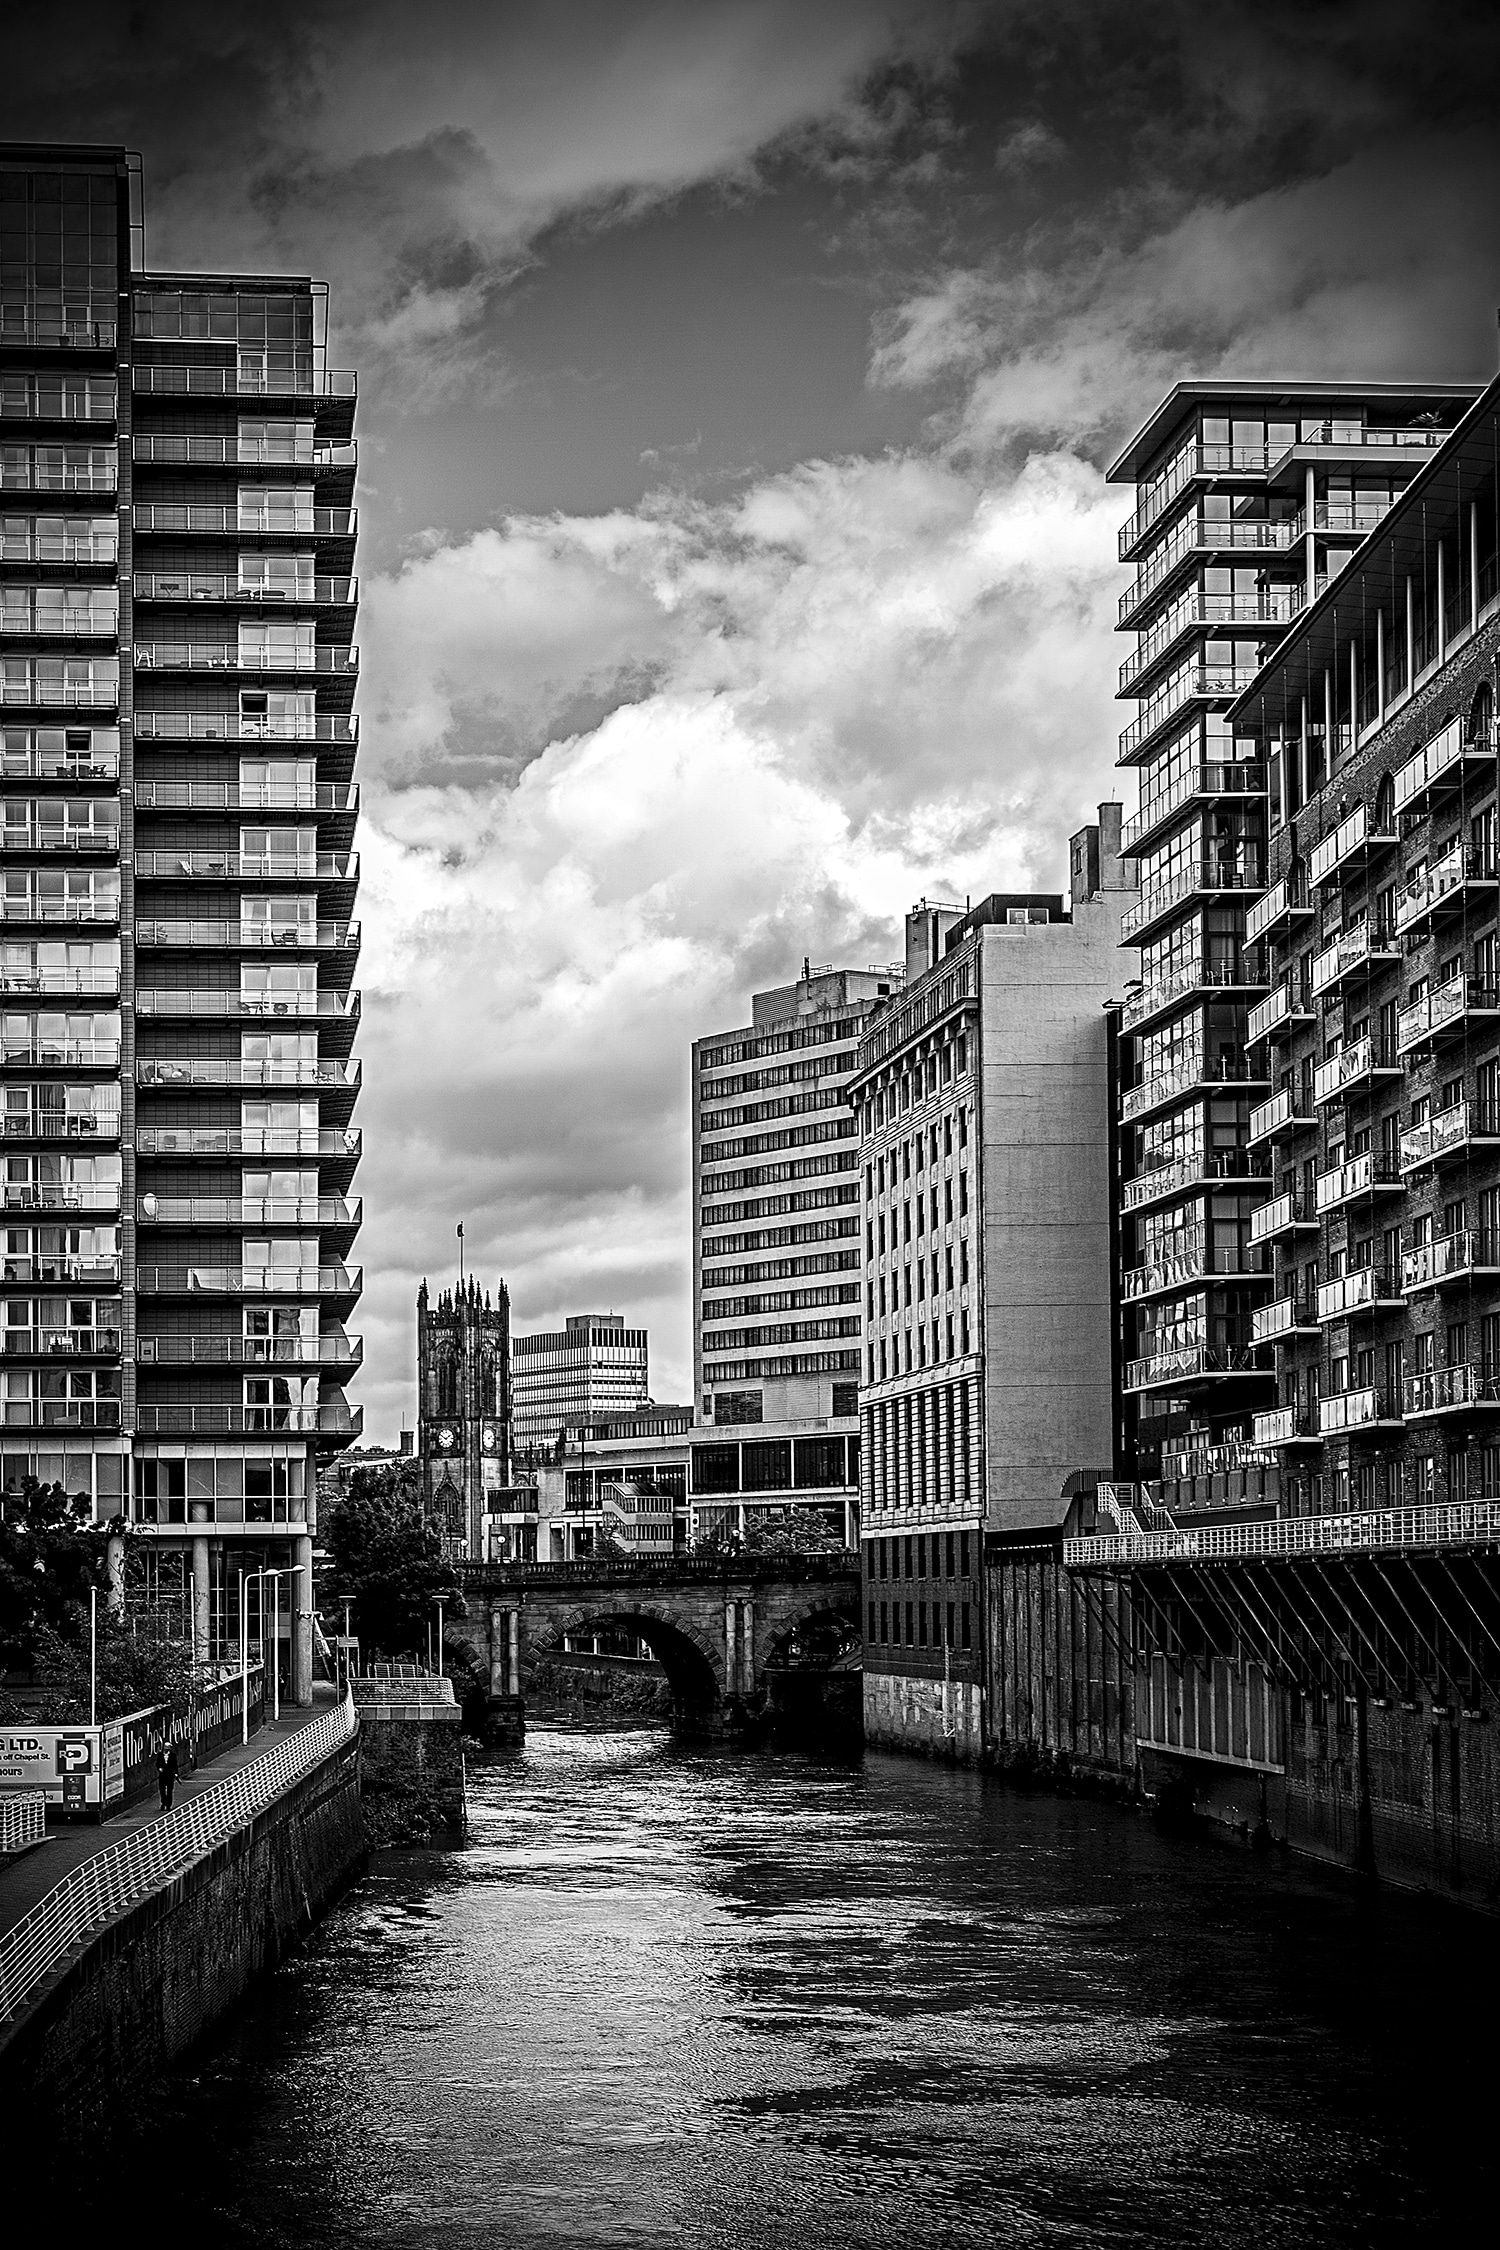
[[155, 1739, 180, 1813]]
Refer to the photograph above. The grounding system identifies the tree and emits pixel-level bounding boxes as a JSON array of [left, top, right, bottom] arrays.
[[0, 1479, 113, 1670], [322, 1462, 463, 1661], [18, 1615, 196, 1724]]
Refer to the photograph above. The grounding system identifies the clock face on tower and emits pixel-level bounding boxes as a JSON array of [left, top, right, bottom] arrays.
[[481, 1427, 496, 1452], [433, 1426, 457, 1452]]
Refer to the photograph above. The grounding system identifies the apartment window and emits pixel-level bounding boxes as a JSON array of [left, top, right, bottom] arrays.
[[905, 1601, 914, 1644], [879, 1601, 889, 1644], [959, 1530, 970, 1576], [917, 1602, 928, 1647]]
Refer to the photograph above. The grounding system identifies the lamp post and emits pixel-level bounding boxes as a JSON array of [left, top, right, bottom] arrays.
[[89, 1584, 97, 1729]]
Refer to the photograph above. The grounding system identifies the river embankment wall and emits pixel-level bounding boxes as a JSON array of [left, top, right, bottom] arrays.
[[0, 1729, 365, 2117]]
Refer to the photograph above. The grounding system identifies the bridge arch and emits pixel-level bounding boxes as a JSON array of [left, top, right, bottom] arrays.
[[759, 1593, 862, 1672], [530, 1601, 726, 1733]]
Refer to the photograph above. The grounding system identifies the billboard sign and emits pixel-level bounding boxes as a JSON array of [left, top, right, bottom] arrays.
[[0, 1723, 128, 1806]]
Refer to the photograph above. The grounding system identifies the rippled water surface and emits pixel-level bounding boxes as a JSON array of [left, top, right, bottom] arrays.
[[109, 1728, 1497, 2247]]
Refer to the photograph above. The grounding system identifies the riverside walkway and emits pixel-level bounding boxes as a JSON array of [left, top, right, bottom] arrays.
[[0, 1684, 340, 1950]]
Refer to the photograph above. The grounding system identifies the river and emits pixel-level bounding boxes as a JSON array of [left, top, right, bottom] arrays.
[[94, 1726, 1496, 2247]]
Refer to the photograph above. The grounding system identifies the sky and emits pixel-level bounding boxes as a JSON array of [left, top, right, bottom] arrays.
[[7, 0, 1500, 1436]]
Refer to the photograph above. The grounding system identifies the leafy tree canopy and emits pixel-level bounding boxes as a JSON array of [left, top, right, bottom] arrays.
[[322, 1462, 463, 1661], [0, 1478, 112, 1667], [10, 1617, 196, 1725]]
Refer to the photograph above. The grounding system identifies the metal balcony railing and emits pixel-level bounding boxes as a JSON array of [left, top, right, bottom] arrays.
[[1122, 1243, 1267, 1301], [133, 991, 360, 1022], [0, 671, 119, 710], [134, 1405, 364, 1437], [0, 607, 117, 639], [1312, 1036, 1398, 1105], [135, 1125, 360, 1160], [1119, 761, 1267, 852], [1400, 1100, 1499, 1174], [135, 919, 359, 952], [0, 1039, 119, 1068], [1246, 983, 1312, 1044], [0, 1691, 356, 2025], [1248, 1088, 1315, 1144], [0, 1111, 119, 1142], [1, 746, 119, 782], [1063, 1499, 1500, 1570], [1120, 1052, 1263, 1124], [1392, 714, 1485, 815], [1251, 1295, 1316, 1343], [133, 573, 357, 606], [1309, 922, 1396, 997], [1404, 1365, 1500, 1416], [1313, 1151, 1402, 1213], [1251, 1405, 1311, 1445], [1316, 1268, 1399, 1320], [0, 458, 116, 494], [0, 896, 120, 924], [133, 783, 357, 814], [1120, 863, 1264, 942], [1119, 667, 1263, 759], [1393, 842, 1497, 936], [1318, 1386, 1400, 1434], [1397, 974, 1500, 1055], [0, 531, 116, 566], [133, 505, 356, 538], [1121, 1150, 1266, 1211], [1245, 877, 1312, 946], [136, 1057, 361, 1091], [134, 850, 357, 881], [135, 1264, 362, 1296], [1309, 803, 1397, 887], [136, 1195, 361, 1227], [137, 1334, 362, 1368], [1249, 1191, 1313, 1244], [0, 1256, 120, 1285], [132, 644, 358, 675], [0, 968, 119, 997], [130, 365, 357, 399], [0, 1328, 120, 1358], [1119, 952, 1265, 1033], [1401, 1230, 1500, 1291], [0, 1399, 120, 1429], [131, 436, 356, 469], [0, 823, 118, 853], [131, 712, 357, 744], [0, 1184, 119, 1213], [1121, 1345, 1265, 1392], [1118, 515, 1296, 623], [1117, 445, 1274, 559]]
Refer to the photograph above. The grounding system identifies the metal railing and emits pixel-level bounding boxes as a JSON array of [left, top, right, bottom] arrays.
[[0, 1691, 357, 2024], [136, 1058, 360, 1091], [136, 1126, 359, 1159], [134, 1405, 363, 1437], [137, 1334, 361, 1368], [0, 1793, 47, 1855], [134, 991, 359, 1022], [133, 505, 356, 539], [1065, 1501, 1500, 1570], [1309, 803, 1395, 887], [135, 920, 358, 952], [134, 573, 356, 607], [1245, 876, 1311, 946], [134, 850, 357, 881], [1400, 1100, 1498, 1173], [133, 645, 357, 676], [132, 712, 357, 743], [1397, 974, 1500, 1055]]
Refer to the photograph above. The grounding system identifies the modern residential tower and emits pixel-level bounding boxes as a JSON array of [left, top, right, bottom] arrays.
[[0, 143, 363, 1697]]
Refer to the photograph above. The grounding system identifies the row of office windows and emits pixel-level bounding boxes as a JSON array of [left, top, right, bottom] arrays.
[[869, 1599, 972, 1650]]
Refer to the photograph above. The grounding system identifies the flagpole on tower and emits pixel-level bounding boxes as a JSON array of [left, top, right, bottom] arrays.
[[457, 1219, 465, 1293]]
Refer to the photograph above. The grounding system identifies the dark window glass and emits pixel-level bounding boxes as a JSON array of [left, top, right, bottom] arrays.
[[691, 1443, 740, 1495]]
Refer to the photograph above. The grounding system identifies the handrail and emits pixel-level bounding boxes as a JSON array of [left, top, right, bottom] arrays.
[[1065, 1501, 1500, 1570], [0, 1690, 357, 2024]]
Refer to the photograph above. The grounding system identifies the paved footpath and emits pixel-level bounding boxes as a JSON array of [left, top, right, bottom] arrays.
[[0, 1682, 339, 1944]]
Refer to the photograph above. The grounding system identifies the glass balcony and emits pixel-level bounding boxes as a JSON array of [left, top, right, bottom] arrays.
[[1404, 1364, 1500, 1418], [1312, 1036, 1399, 1106], [0, 1109, 119, 1142], [133, 1405, 365, 1437], [0, 1400, 121, 1430], [1252, 1404, 1315, 1445], [138, 1333, 362, 1368], [1313, 1151, 1402, 1213], [133, 504, 357, 539], [1393, 842, 1498, 937], [0, 1254, 120, 1285], [133, 783, 357, 815], [135, 1263, 362, 1297], [1393, 714, 1491, 815], [1252, 1294, 1318, 1343], [1122, 1238, 1268, 1302], [1120, 589, 1295, 689], [134, 918, 359, 952], [1120, 1052, 1267, 1125], [1, 740, 119, 782], [0, 526, 116, 566], [1396, 974, 1500, 1056], [1316, 1268, 1401, 1321], [1250, 1191, 1316, 1245], [1121, 1150, 1268, 1213], [0, 968, 119, 998], [0, 894, 120, 925], [132, 644, 358, 676], [1245, 877, 1314, 946], [1318, 1387, 1401, 1435], [136, 1057, 361, 1091], [1247, 983, 1313, 1044], [1120, 952, 1266, 1035], [1117, 446, 1275, 560], [0, 604, 117, 640], [131, 365, 357, 400], [1309, 803, 1397, 887], [1400, 1100, 1500, 1175], [0, 664, 119, 709], [1, 821, 118, 854], [0, 455, 116, 495], [133, 573, 357, 606], [136, 1195, 361, 1227], [1248, 1088, 1316, 1145], [1309, 922, 1398, 998], [0, 1183, 119, 1213], [0, 1039, 119, 1069], [133, 990, 360, 1022], [1401, 1230, 1500, 1293], [136, 1126, 360, 1159], [1120, 761, 1267, 854], [131, 436, 356, 470], [134, 850, 357, 881], [1118, 666, 1264, 760], [0, 1327, 120, 1358], [1120, 863, 1264, 944], [1121, 1345, 1267, 1393], [1118, 515, 1296, 625], [131, 712, 357, 744]]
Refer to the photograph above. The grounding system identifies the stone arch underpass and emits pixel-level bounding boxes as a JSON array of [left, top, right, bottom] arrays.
[[451, 1557, 863, 1741]]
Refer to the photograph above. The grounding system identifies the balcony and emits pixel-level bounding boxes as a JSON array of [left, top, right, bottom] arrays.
[[137, 1057, 361, 1092], [0, 530, 116, 566], [1316, 1268, 1401, 1321], [1120, 953, 1266, 1036], [1318, 1387, 1402, 1435], [0, 459, 116, 496], [0, 1040, 119, 1069], [0, 1255, 119, 1285], [1120, 863, 1264, 945], [1249, 1191, 1316, 1245], [136, 1126, 360, 1160], [1312, 1037, 1400, 1106], [1118, 666, 1264, 761], [1404, 1365, 1500, 1419], [1400, 1100, 1500, 1175], [0, 969, 119, 998], [0, 1328, 120, 1358], [1121, 1151, 1268, 1214], [0, 1400, 121, 1431], [1252, 1295, 1319, 1343], [0, 667, 119, 710], [1120, 1053, 1267, 1125], [137, 1333, 362, 1369], [1401, 1230, 1500, 1293], [131, 436, 356, 470], [1, 1184, 119, 1214], [133, 990, 360, 1023], [1245, 876, 1314, 946], [1246, 983, 1314, 1045], [131, 712, 357, 745], [0, 606, 117, 640], [1308, 803, 1397, 888], [133, 1405, 364, 1438], [133, 505, 357, 539], [135, 1264, 362, 1298], [1118, 515, 1296, 624], [133, 573, 357, 607], [0, 894, 120, 925], [1393, 714, 1491, 816], [136, 1195, 361, 1228], [1252, 1405, 1316, 1445], [1393, 843, 1499, 938], [1121, 1345, 1267, 1394], [1121, 1240, 1269, 1303], [1, 744, 119, 783], [135, 919, 359, 953], [1309, 922, 1398, 998], [132, 644, 358, 677], [1248, 1088, 1316, 1145], [134, 850, 358, 882], [1314, 1151, 1403, 1214], [0, 1110, 119, 1142], [1120, 762, 1268, 856], [1117, 447, 1275, 561], [1396, 974, 1500, 1057], [130, 365, 357, 399], [1120, 589, 1296, 690], [133, 786, 357, 823], [0, 823, 118, 855]]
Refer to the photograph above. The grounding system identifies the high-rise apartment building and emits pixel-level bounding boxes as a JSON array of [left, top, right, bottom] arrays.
[[1233, 375, 1500, 1507], [511, 1312, 648, 1450], [851, 812, 1137, 1753], [0, 144, 362, 1698], [1109, 382, 1476, 1497], [692, 961, 904, 1424], [416, 1277, 511, 1559]]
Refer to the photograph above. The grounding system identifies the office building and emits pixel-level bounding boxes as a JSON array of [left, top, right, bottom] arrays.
[[1108, 381, 1476, 1499], [0, 143, 362, 1697], [851, 813, 1138, 1751], [1233, 375, 1500, 1506], [416, 1276, 511, 1559], [510, 1312, 649, 1450]]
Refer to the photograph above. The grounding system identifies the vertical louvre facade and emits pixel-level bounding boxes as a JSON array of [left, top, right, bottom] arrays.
[[1110, 383, 1476, 1503], [0, 144, 362, 1695]]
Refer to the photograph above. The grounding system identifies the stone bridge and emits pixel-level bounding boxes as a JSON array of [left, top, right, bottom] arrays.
[[451, 1554, 862, 1741]]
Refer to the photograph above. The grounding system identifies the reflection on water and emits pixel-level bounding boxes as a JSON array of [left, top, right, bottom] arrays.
[[93, 1728, 1498, 2247]]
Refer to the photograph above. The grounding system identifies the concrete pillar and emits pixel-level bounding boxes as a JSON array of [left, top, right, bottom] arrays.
[[488, 1600, 507, 1698], [106, 1532, 125, 1616], [740, 1600, 754, 1695], [724, 1599, 738, 1696], [507, 1608, 521, 1697], [190, 1524, 211, 1672], [291, 1533, 313, 1707]]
